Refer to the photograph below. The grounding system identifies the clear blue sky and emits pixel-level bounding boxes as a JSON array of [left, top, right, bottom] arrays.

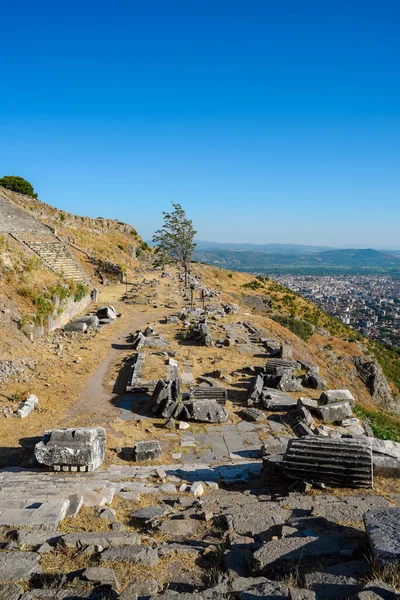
[[1, 1, 399, 248]]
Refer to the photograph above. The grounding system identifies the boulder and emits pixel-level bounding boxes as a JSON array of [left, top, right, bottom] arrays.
[[353, 356, 394, 410], [97, 306, 117, 320]]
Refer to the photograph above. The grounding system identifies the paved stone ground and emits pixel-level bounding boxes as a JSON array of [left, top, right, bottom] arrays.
[[120, 393, 291, 465]]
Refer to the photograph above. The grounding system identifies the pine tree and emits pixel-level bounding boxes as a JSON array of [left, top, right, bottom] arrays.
[[153, 203, 196, 286]]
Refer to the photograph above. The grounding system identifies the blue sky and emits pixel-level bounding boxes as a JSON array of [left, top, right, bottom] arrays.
[[1, 1, 399, 248]]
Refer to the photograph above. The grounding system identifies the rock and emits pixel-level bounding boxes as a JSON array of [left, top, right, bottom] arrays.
[[99, 507, 117, 522], [262, 394, 298, 411], [64, 322, 87, 332], [253, 535, 359, 575], [246, 374, 264, 406], [317, 401, 353, 422], [225, 503, 291, 537], [303, 560, 370, 598], [37, 543, 52, 554], [353, 579, 398, 600], [179, 399, 228, 423], [371, 438, 400, 460], [179, 421, 190, 430], [97, 306, 117, 320], [373, 455, 400, 477], [165, 418, 176, 430], [304, 373, 327, 390], [353, 356, 394, 410], [364, 507, 400, 565], [16, 394, 38, 418], [288, 589, 316, 600], [17, 531, 59, 547], [68, 493, 83, 518], [82, 567, 119, 589], [0, 584, 25, 600], [190, 482, 204, 497], [60, 531, 141, 550], [159, 518, 203, 537], [239, 580, 288, 599], [297, 397, 318, 410], [75, 315, 99, 328], [242, 407, 265, 422], [159, 484, 177, 494], [100, 545, 159, 567], [119, 579, 159, 600], [130, 506, 166, 526], [134, 440, 162, 461], [202, 512, 214, 522], [34, 427, 106, 472], [319, 389, 355, 406], [0, 552, 41, 582]]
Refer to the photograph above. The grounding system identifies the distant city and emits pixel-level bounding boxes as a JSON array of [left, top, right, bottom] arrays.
[[271, 274, 400, 348]]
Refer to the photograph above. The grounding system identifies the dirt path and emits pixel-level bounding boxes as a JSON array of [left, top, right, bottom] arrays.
[[61, 306, 172, 426]]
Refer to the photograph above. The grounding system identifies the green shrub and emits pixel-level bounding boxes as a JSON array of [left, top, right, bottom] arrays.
[[24, 255, 41, 272], [117, 243, 125, 251], [0, 175, 38, 198], [73, 282, 88, 302], [227, 273, 233, 278], [242, 279, 264, 290], [140, 241, 150, 251], [354, 405, 400, 442], [59, 213, 66, 222], [136, 248, 142, 257], [272, 314, 314, 342]]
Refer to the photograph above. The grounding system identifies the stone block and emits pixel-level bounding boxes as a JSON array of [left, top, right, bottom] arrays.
[[305, 373, 327, 390], [283, 436, 373, 488], [34, 427, 106, 472], [303, 560, 370, 598], [364, 508, 400, 565], [134, 440, 162, 462], [60, 531, 141, 550], [0, 552, 41, 582], [317, 401, 353, 422], [64, 322, 87, 332], [16, 394, 38, 418], [82, 567, 119, 589], [242, 407, 265, 422], [100, 545, 159, 567], [179, 399, 228, 423], [75, 315, 99, 328], [319, 389, 355, 406]]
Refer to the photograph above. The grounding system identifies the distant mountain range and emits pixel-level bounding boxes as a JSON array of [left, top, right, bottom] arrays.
[[193, 240, 334, 254], [192, 247, 400, 275]]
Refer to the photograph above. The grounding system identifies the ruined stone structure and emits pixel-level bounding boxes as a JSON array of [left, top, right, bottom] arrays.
[[0, 189, 87, 282], [283, 436, 373, 488], [34, 427, 106, 472]]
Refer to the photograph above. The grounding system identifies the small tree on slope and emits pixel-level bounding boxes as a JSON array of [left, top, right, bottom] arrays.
[[0, 175, 38, 198], [153, 203, 196, 287]]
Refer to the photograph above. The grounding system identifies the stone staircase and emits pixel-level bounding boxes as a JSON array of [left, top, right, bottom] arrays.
[[17, 233, 86, 282], [0, 190, 87, 282]]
